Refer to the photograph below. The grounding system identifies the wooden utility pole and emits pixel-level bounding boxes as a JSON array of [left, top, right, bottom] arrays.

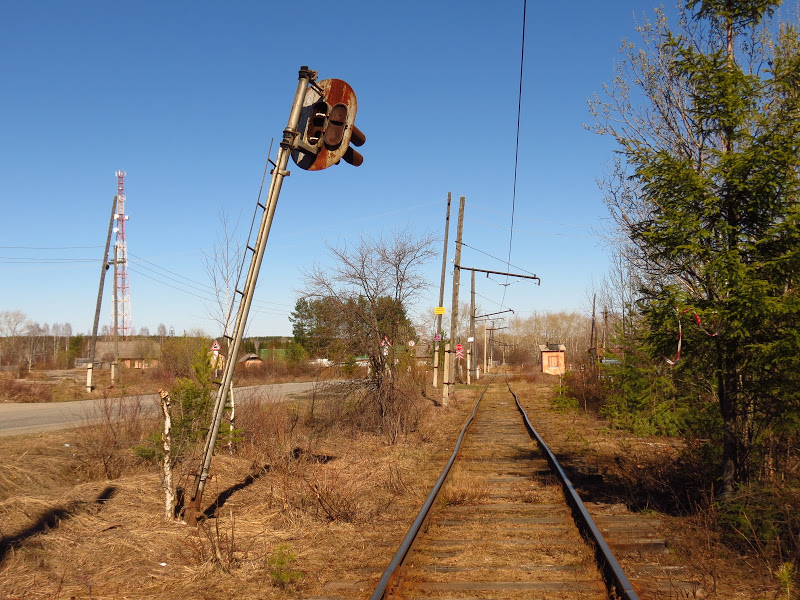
[[468, 269, 475, 383], [432, 193, 451, 388], [444, 196, 465, 404]]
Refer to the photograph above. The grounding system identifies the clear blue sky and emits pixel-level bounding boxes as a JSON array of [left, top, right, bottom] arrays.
[[1, 0, 670, 338]]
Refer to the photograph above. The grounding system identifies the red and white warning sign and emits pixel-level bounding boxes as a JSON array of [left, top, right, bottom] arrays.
[[456, 344, 464, 360]]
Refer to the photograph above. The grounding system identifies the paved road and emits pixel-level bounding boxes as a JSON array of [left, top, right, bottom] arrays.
[[0, 381, 320, 437]]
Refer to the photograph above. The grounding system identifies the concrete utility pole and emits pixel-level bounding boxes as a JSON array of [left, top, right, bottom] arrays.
[[475, 309, 514, 373], [87, 194, 117, 392], [432, 193, 452, 388], [469, 269, 476, 383], [445, 195, 465, 404], [459, 261, 539, 377]]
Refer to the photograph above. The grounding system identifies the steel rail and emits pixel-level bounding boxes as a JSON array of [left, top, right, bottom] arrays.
[[506, 378, 640, 600], [368, 376, 496, 600]]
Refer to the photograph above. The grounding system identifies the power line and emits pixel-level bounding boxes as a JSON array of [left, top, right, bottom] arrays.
[[474, 290, 512, 309], [503, 0, 527, 307], [0, 256, 96, 263], [460, 242, 538, 276], [127, 263, 290, 316], [128, 252, 212, 290], [466, 204, 591, 229], [0, 245, 103, 250], [127, 252, 292, 309]]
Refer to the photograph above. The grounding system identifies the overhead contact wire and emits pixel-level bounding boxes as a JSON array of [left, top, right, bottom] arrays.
[[503, 0, 527, 308]]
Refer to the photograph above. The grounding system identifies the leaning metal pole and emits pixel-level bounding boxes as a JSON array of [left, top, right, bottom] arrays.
[[183, 67, 314, 524]]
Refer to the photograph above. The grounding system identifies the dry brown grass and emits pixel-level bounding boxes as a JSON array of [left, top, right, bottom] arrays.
[[511, 380, 790, 600], [2, 379, 785, 599], [0, 376, 54, 403], [438, 473, 490, 507], [0, 381, 473, 599]]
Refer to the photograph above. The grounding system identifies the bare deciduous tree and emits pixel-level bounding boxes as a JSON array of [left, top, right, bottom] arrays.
[[203, 210, 244, 339], [0, 310, 28, 366], [302, 228, 436, 440]]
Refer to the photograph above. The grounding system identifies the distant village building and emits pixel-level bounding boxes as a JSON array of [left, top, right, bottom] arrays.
[[238, 353, 264, 368], [94, 340, 161, 369], [539, 343, 566, 375]]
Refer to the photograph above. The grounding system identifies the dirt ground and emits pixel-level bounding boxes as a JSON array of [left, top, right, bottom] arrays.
[[0, 379, 789, 599]]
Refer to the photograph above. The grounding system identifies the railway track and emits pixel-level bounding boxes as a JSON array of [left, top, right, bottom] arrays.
[[368, 376, 638, 600]]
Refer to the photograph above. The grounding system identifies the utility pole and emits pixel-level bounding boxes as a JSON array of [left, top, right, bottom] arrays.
[[432, 193, 451, 388], [87, 193, 117, 392], [445, 195, 465, 404], [486, 325, 508, 369], [484, 321, 489, 375], [459, 261, 540, 376], [468, 269, 475, 383]]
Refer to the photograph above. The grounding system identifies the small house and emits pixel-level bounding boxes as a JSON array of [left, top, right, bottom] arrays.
[[539, 343, 566, 375], [95, 340, 160, 369]]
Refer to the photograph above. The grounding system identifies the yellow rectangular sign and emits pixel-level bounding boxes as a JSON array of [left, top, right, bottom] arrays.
[[434, 306, 446, 315]]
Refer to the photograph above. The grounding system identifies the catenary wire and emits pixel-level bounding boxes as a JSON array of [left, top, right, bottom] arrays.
[[460, 242, 538, 276], [503, 0, 527, 308], [0, 245, 103, 250]]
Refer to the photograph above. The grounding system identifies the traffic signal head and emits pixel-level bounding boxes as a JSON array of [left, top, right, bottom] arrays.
[[291, 78, 366, 171]]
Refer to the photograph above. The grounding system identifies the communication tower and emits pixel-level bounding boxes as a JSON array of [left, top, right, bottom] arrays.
[[112, 170, 132, 339]]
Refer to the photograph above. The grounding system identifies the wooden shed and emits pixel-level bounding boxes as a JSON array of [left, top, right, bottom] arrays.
[[539, 343, 566, 375]]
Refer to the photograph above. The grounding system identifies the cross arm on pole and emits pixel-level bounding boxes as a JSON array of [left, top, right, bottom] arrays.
[[475, 309, 515, 321], [456, 265, 540, 284]]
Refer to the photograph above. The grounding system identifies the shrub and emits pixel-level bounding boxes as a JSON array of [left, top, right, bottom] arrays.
[[268, 545, 302, 588], [133, 345, 215, 476], [0, 378, 53, 403], [714, 483, 800, 565]]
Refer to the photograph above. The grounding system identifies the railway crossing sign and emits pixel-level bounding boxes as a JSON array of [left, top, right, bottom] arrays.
[[456, 344, 464, 360]]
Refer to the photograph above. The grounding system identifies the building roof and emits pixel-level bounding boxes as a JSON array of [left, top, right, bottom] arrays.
[[539, 344, 566, 352]]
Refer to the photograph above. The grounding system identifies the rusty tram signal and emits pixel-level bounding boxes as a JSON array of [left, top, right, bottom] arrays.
[[291, 78, 366, 170]]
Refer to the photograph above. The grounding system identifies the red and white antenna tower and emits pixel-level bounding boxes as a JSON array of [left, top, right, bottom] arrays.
[[112, 170, 132, 339]]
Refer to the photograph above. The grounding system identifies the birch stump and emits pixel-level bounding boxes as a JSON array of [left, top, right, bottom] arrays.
[[159, 388, 176, 520]]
